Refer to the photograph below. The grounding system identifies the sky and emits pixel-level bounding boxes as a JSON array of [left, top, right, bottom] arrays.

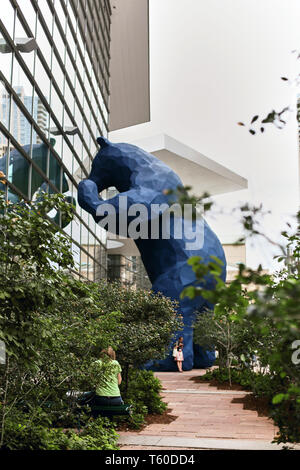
[[110, 0, 300, 271]]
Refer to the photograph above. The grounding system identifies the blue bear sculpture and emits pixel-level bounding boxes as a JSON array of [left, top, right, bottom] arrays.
[[78, 137, 226, 371]]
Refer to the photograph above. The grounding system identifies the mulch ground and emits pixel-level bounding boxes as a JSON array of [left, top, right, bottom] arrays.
[[189, 375, 245, 391], [116, 408, 178, 432], [230, 394, 271, 417], [145, 408, 178, 426]]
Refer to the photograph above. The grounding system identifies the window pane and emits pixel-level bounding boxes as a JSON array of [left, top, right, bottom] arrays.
[[55, 1, 67, 35], [9, 149, 30, 198], [50, 86, 63, 124], [14, 16, 35, 76], [12, 59, 34, 111], [38, 0, 54, 35], [34, 56, 51, 104], [65, 51, 75, 86], [66, 22, 76, 59], [52, 53, 64, 92], [0, 30, 13, 84], [0, 0, 15, 39], [0, 84, 10, 134], [53, 21, 65, 63], [36, 19, 52, 64], [11, 97, 32, 147], [18, 0, 37, 35], [32, 93, 49, 142], [67, 1, 77, 35], [0, 129, 9, 178]]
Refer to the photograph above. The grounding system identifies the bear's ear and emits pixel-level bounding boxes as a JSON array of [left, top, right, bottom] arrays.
[[97, 136, 110, 148]]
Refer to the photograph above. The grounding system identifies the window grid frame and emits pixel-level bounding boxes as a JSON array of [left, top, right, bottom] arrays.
[[0, 0, 110, 282]]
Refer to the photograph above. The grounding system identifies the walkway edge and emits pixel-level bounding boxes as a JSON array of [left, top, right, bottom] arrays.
[[118, 435, 300, 451], [162, 389, 251, 395]]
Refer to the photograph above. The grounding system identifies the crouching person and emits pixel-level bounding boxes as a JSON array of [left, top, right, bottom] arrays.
[[94, 347, 123, 406]]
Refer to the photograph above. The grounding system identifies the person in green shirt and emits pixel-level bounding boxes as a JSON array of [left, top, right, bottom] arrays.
[[94, 347, 123, 406]]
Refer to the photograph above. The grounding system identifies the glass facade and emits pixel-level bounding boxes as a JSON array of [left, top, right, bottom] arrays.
[[0, 0, 111, 281], [108, 254, 152, 290]]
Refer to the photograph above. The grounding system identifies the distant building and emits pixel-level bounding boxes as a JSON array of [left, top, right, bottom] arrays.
[[108, 254, 152, 290], [0, 90, 9, 156], [0, 86, 47, 150]]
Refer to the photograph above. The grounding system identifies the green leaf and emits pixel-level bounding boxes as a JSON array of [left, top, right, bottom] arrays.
[[272, 393, 286, 405]]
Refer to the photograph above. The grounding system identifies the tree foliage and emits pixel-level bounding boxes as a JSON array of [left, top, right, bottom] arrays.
[[96, 282, 182, 369], [181, 204, 300, 443], [0, 191, 180, 449]]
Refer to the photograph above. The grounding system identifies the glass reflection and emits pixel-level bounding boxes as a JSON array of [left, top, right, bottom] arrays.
[[8, 149, 30, 199], [12, 61, 34, 112], [33, 91, 49, 141], [14, 16, 35, 76], [0, 32, 12, 83], [10, 97, 32, 147], [0, 0, 109, 281], [0, 84, 10, 135], [0, 130, 9, 196]]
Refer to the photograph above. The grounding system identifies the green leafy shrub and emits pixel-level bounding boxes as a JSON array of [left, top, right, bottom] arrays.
[[117, 369, 167, 429], [270, 395, 300, 444], [96, 282, 182, 370], [1, 408, 118, 450], [124, 369, 167, 414], [123, 402, 148, 430], [177, 197, 300, 444], [199, 367, 286, 399], [77, 417, 119, 450], [0, 191, 179, 449]]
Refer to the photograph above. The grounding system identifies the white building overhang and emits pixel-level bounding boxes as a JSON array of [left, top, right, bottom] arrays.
[[130, 134, 248, 196]]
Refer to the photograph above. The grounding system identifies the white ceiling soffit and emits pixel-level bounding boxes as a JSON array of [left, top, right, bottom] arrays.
[[109, 0, 150, 131], [107, 237, 139, 256], [131, 134, 248, 196]]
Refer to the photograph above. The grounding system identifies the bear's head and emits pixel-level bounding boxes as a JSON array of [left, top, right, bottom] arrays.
[[89, 137, 183, 196], [88, 137, 137, 193]]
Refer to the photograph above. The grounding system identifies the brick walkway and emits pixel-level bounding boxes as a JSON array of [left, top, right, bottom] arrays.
[[118, 369, 290, 450]]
